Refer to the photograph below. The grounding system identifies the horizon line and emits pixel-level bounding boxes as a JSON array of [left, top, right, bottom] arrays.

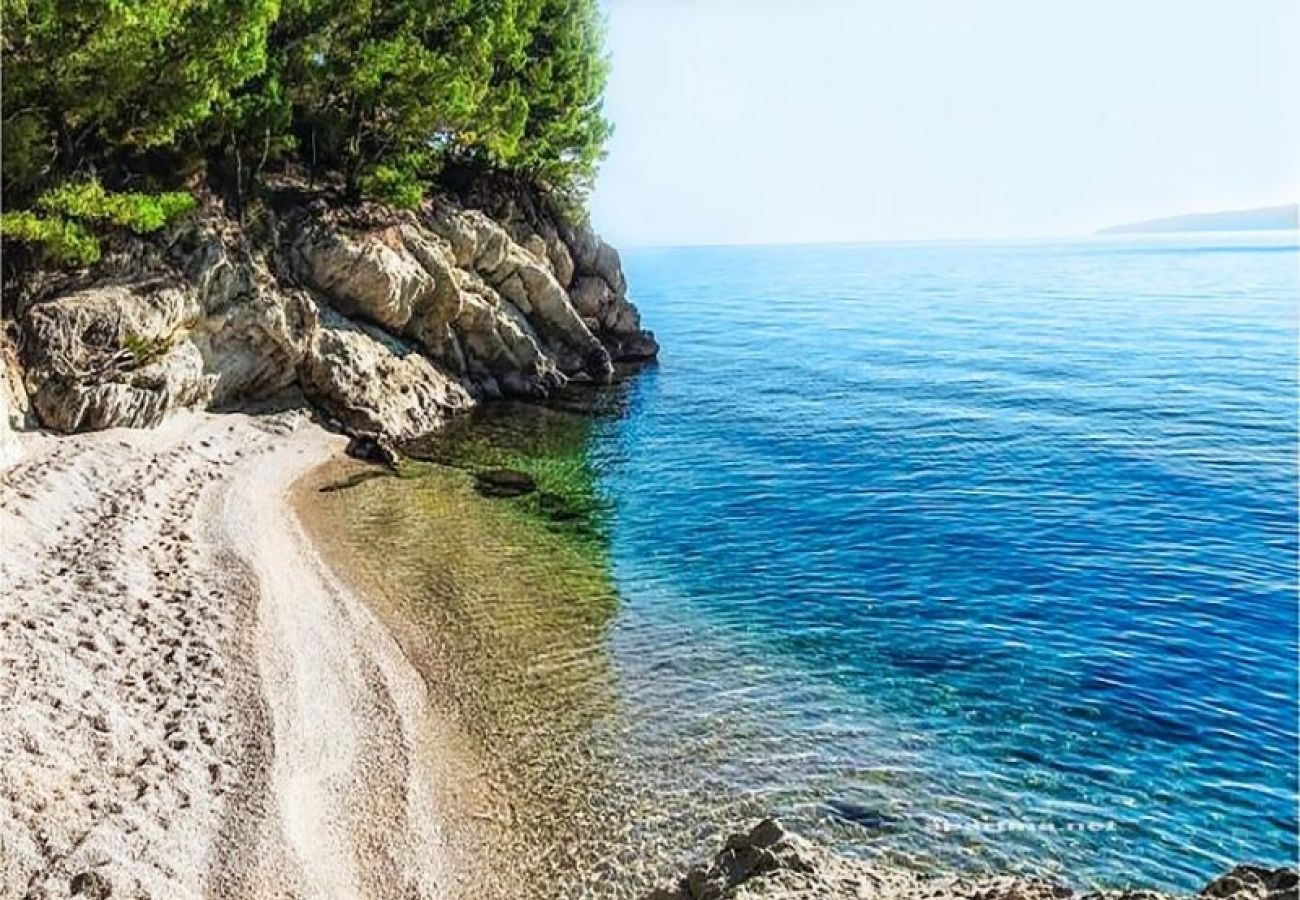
[[613, 227, 1300, 253]]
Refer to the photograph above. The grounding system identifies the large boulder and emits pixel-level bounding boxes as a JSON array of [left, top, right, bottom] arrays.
[[396, 221, 468, 369], [452, 274, 564, 398], [451, 187, 657, 363], [303, 309, 471, 440], [20, 281, 210, 432], [289, 221, 434, 332], [179, 224, 315, 406]]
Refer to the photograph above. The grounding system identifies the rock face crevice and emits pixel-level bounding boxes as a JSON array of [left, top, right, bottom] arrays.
[[6, 192, 657, 441]]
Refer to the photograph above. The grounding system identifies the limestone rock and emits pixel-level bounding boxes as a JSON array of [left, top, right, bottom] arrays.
[[190, 284, 316, 409], [20, 281, 210, 432], [650, 821, 1299, 900], [290, 221, 432, 332], [180, 225, 316, 406], [303, 309, 471, 441], [422, 202, 613, 382], [395, 221, 467, 368], [10, 189, 656, 440], [451, 274, 565, 398]]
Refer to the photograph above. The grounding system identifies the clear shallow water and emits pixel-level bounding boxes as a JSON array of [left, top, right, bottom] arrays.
[[583, 233, 1299, 890]]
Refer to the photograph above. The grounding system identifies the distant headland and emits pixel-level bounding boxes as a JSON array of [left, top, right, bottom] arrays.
[[1098, 204, 1298, 235]]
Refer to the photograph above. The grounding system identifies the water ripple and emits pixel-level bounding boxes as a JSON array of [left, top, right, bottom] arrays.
[[593, 234, 1298, 891]]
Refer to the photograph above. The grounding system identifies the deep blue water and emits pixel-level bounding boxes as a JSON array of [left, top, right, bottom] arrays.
[[587, 233, 1299, 890]]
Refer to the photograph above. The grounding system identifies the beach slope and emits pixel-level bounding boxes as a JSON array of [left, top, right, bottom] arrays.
[[0, 412, 476, 899]]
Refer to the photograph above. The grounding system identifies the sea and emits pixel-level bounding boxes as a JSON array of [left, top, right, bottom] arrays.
[[323, 231, 1299, 894], [588, 232, 1299, 890]]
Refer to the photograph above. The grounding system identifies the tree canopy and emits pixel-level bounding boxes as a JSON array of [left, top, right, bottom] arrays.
[[1, 0, 612, 217]]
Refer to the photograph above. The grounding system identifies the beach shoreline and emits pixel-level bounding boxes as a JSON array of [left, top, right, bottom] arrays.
[[0, 411, 497, 899], [3, 409, 1295, 900]]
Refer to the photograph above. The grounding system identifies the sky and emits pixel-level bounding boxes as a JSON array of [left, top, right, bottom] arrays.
[[589, 0, 1300, 247]]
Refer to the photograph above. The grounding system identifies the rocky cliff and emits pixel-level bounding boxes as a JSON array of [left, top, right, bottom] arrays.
[[1, 188, 656, 444]]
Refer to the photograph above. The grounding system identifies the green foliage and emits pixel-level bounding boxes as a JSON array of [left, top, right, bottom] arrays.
[[0, 211, 100, 266], [1, 0, 613, 219], [359, 163, 426, 210], [37, 182, 197, 234], [511, 0, 613, 194], [0, 181, 196, 267], [269, 0, 504, 197], [122, 331, 175, 366], [1, 0, 280, 198]]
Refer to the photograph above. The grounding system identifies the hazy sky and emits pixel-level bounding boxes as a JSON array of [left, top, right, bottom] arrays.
[[589, 0, 1300, 246]]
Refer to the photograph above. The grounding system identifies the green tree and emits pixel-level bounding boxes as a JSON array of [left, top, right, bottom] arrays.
[[1, 0, 279, 200], [1, 180, 196, 265], [0, 0, 615, 221], [512, 0, 612, 196], [270, 0, 509, 202]]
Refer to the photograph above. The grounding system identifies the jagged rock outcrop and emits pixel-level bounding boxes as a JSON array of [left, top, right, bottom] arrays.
[[20, 281, 208, 432], [650, 820, 1299, 900], [447, 180, 659, 362], [179, 221, 317, 407], [6, 190, 657, 440], [303, 310, 472, 440], [1202, 868, 1300, 900]]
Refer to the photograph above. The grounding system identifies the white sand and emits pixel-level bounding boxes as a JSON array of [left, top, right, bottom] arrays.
[[0, 411, 482, 899]]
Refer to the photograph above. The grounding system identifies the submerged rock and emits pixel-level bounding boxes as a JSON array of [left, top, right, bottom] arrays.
[[344, 433, 401, 470], [473, 468, 538, 498], [649, 820, 1300, 900]]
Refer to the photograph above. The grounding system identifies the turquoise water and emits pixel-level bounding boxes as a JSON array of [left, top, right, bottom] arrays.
[[584, 233, 1299, 890]]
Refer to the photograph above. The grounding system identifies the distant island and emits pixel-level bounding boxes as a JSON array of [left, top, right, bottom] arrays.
[[1099, 204, 1298, 234]]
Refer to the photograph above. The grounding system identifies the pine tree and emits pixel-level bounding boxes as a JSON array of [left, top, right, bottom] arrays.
[[512, 0, 612, 196], [0, 0, 616, 220], [1, 0, 279, 199], [269, 0, 509, 204]]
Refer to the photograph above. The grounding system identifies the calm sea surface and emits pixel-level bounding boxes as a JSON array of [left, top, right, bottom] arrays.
[[581, 233, 1298, 890]]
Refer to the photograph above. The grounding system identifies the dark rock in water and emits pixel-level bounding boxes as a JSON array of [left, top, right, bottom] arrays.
[[535, 491, 584, 522], [70, 870, 111, 899], [396, 431, 452, 464], [611, 328, 660, 362], [318, 470, 394, 493], [824, 798, 901, 830], [345, 433, 400, 469], [473, 468, 537, 498], [1200, 866, 1299, 900]]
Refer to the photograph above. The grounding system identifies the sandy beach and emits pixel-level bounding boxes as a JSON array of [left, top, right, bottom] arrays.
[[0, 411, 494, 900]]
